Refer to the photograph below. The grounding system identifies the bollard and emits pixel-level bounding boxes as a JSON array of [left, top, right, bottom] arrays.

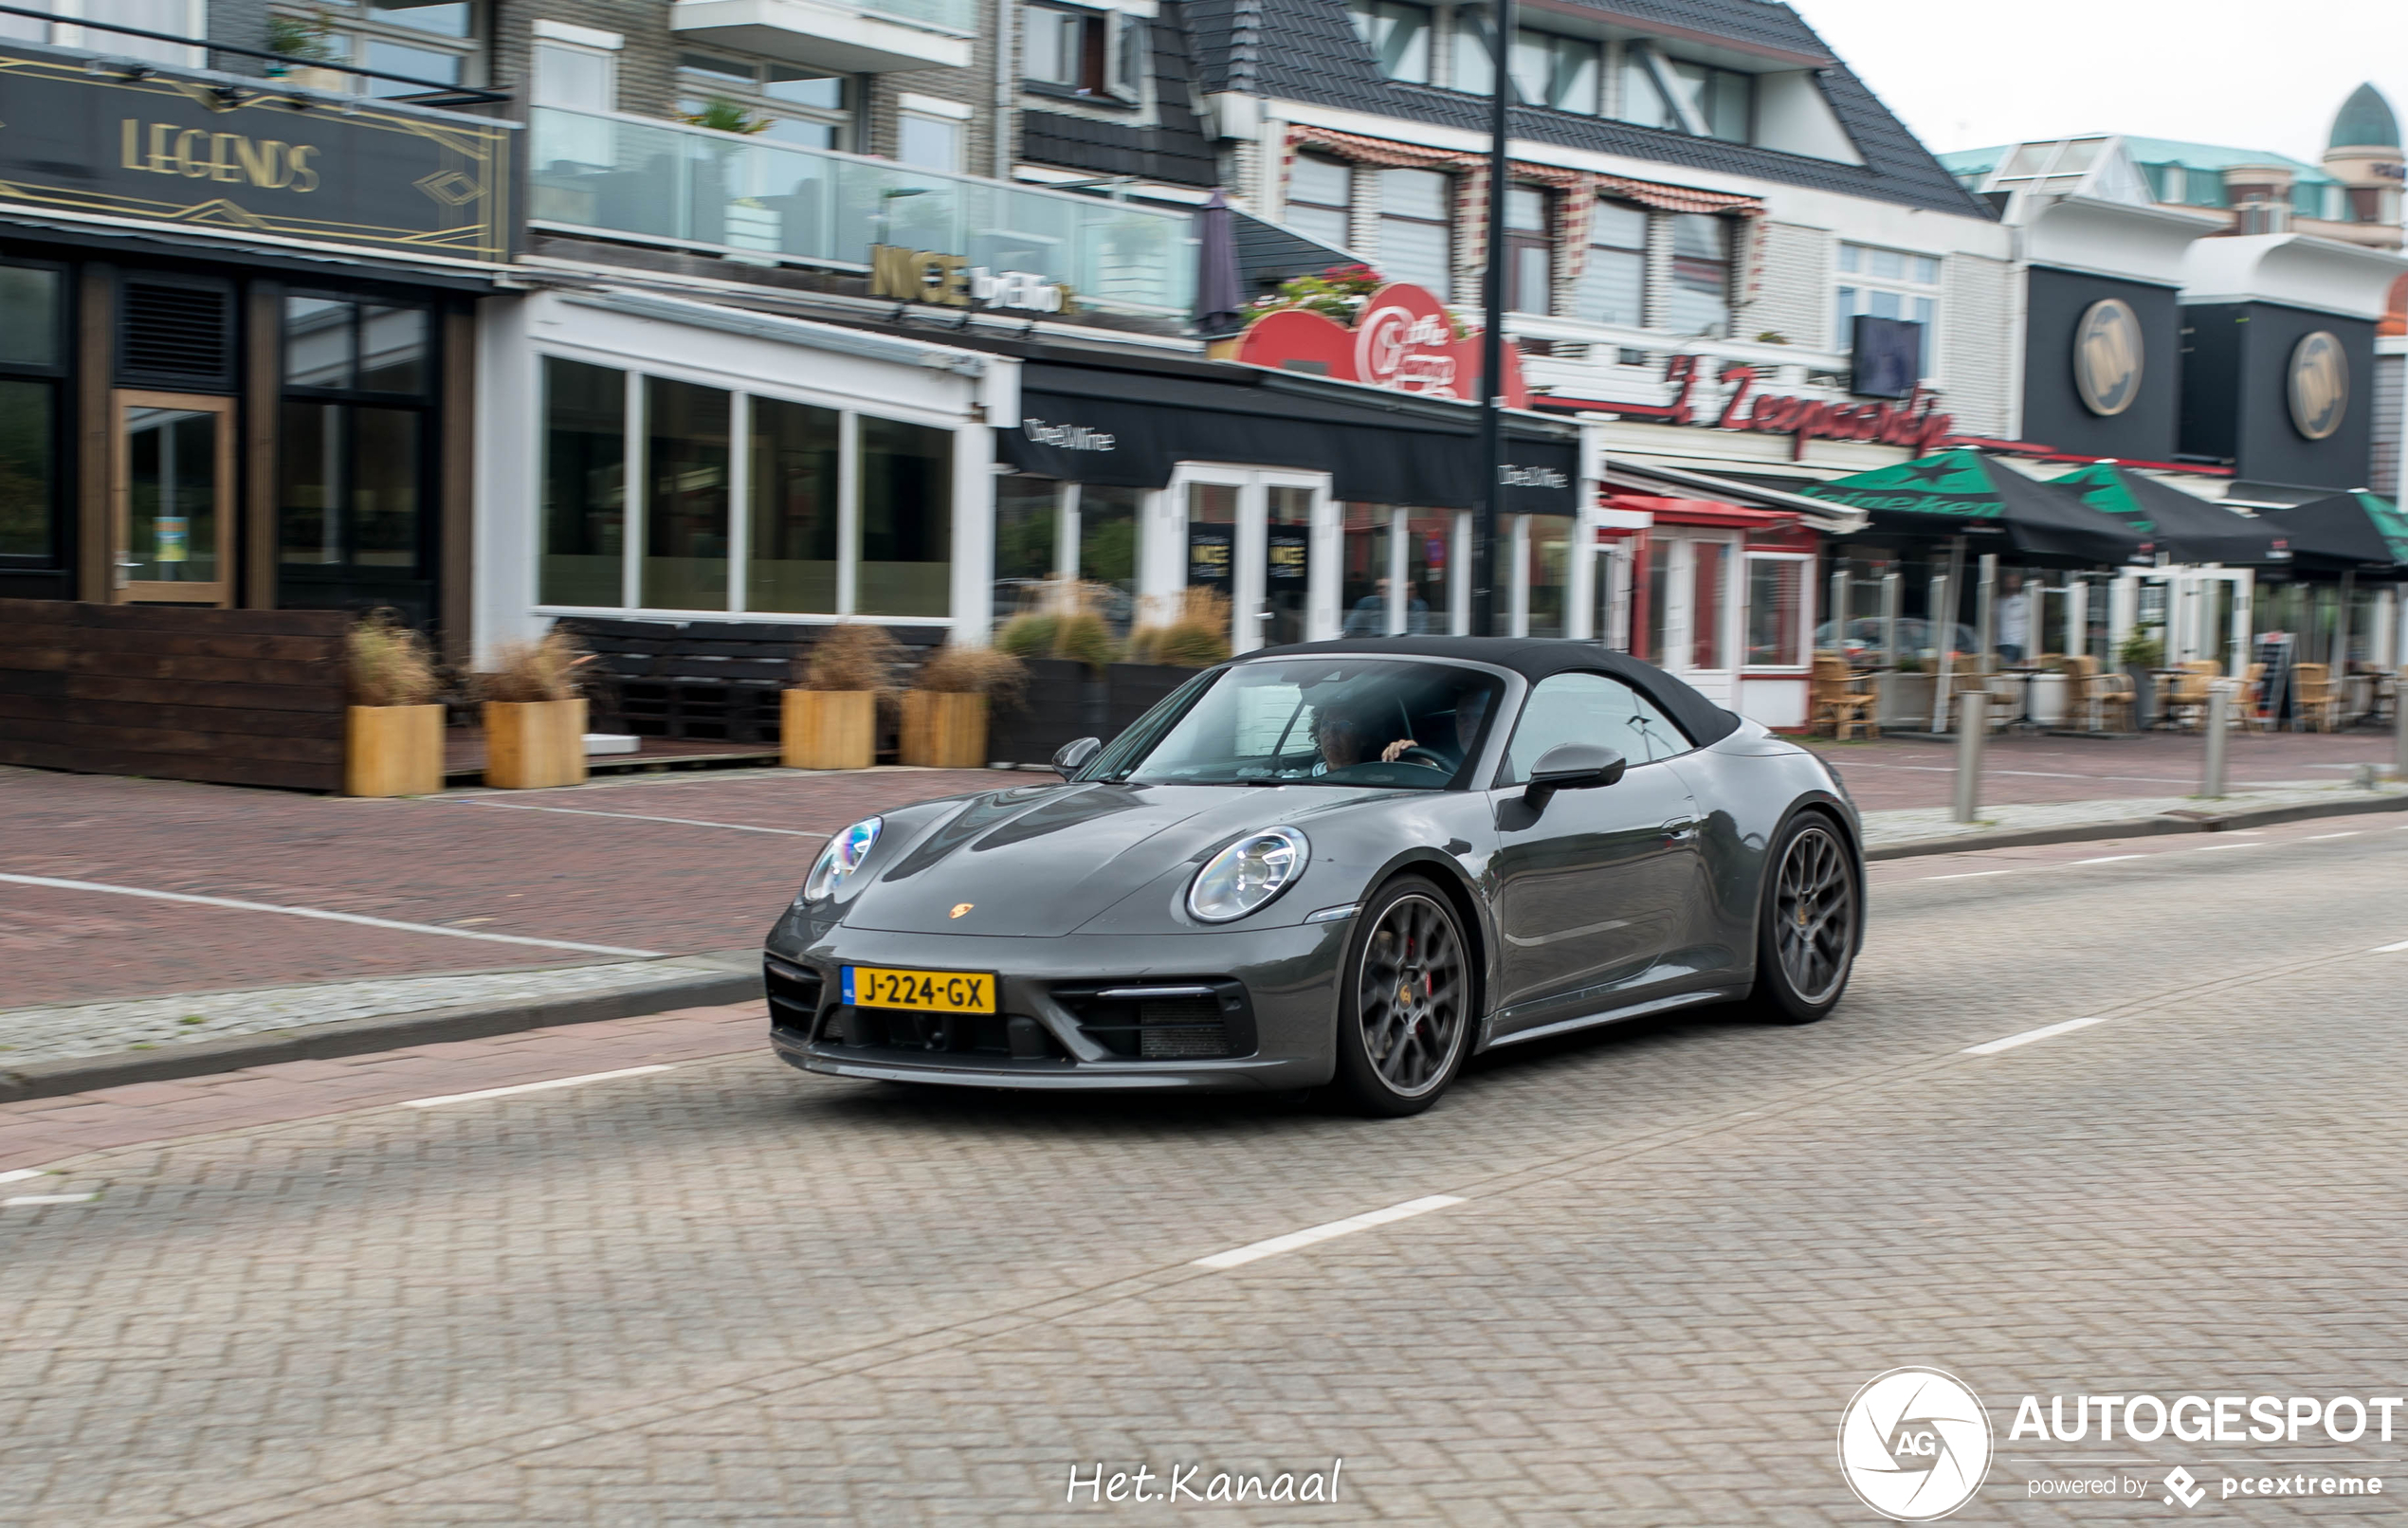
[[1952, 690, 1986, 824], [2203, 682, 2230, 798]]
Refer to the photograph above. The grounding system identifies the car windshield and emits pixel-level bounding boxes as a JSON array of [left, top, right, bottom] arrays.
[[1105, 659, 1505, 790]]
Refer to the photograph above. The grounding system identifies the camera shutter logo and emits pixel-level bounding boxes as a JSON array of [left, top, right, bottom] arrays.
[[1836, 1368, 1993, 1521], [2072, 299, 2143, 417], [2288, 332, 2347, 441]]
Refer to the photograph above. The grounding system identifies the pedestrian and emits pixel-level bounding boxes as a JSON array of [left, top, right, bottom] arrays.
[[1998, 573, 2029, 664], [1343, 577, 1391, 636]]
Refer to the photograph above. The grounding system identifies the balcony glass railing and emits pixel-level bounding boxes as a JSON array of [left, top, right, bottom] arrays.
[[529, 107, 1195, 317], [860, 0, 977, 31]]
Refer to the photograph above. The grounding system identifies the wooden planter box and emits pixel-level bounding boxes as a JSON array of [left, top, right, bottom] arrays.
[[344, 704, 444, 797], [782, 689, 876, 770], [483, 698, 587, 789], [900, 690, 988, 769]]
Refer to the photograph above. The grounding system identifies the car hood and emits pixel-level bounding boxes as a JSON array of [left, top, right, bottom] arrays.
[[837, 781, 1392, 937]]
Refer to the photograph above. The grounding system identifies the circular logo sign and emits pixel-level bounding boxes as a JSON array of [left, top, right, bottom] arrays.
[[2071, 299, 2143, 417], [2288, 331, 2347, 441], [1836, 1368, 1993, 1521]]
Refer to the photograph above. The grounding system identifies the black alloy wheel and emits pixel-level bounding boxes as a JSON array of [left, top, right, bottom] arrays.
[[1750, 813, 1858, 1023], [1334, 876, 1472, 1116]]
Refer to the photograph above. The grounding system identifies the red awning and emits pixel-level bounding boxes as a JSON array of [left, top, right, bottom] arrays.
[[1607, 493, 1799, 531]]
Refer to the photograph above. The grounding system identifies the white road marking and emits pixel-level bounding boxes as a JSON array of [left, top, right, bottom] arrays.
[[2306, 831, 2362, 840], [400, 1064, 674, 1109], [2189, 842, 2264, 852], [2373, 938, 2408, 955], [0, 1169, 45, 1185], [1194, 1194, 1465, 1270], [5, 1193, 96, 1207], [1963, 1014, 2112, 1055], [0, 873, 662, 958], [2068, 854, 2144, 865], [1920, 869, 2015, 882], [450, 800, 825, 837]]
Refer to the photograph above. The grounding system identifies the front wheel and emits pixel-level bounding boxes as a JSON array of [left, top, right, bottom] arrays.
[[1332, 876, 1473, 1117], [1748, 813, 1860, 1024]]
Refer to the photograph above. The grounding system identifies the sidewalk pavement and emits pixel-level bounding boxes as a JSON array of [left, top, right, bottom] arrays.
[[4, 734, 2402, 1098]]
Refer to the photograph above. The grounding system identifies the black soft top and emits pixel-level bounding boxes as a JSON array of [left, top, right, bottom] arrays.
[[1247, 637, 1743, 748]]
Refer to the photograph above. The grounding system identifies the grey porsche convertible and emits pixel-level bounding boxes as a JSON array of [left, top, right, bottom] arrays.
[[763, 637, 1863, 1116]]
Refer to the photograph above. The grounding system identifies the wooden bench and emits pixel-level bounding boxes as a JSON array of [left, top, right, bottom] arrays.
[[556, 619, 947, 745]]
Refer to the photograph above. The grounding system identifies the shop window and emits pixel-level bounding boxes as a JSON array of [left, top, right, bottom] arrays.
[[0, 263, 64, 566], [1339, 502, 1391, 635], [1746, 555, 1805, 668], [1402, 510, 1450, 633], [1834, 241, 1939, 362], [1377, 169, 1451, 295], [747, 395, 839, 614], [1689, 541, 1727, 669], [644, 378, 731, 610], [1079, 484, 1140, 635], [539, 357, 626, 608], [1504, 185, 1550, 315], [1509, 29, 1599, 115], [1523, 515, 1569, 638], [1576, 201, 1646, 326], [278, 295, 433, 584], [1644, 551, 1669, 663], [678, 53, 851, 150], [1664, 214, 1729, 337], [856, 418, 951, 618], [1023, 4, 1142, 101], [992, 475, 1061, 623], [1346, 0, 1430, 84], [1287, 156, 1353, 250], [271, 0, 484, 97]]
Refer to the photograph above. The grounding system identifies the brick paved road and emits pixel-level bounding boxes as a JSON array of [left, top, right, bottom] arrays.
[[5, 816, 2407, 1523], [1804, 728, 2394, 812]]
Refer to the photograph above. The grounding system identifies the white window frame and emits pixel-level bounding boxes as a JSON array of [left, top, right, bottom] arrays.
[[1741, 550, 1813, 674], [676, 50, 854, 149], [530, 32, 618, 111], [896, 98, 968, 172], [43, 0, 207, 67], [1833, 240, 1943, 380], [269, 0, 487, 95]]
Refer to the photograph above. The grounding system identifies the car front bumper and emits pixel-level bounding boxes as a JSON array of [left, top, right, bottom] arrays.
[[762, 915, 1352, 1094]]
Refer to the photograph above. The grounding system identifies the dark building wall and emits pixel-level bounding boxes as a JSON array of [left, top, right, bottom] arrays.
[[2180, 300, 2378, 491], [2022, 266, 2181, 464]]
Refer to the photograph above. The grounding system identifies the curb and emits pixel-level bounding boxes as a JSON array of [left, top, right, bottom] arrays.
[[0, 965, 762, 1104], [1866, 791, 2408, 862]]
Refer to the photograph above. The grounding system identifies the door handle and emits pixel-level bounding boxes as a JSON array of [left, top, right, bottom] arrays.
[[1661, 818, 1700, 844]]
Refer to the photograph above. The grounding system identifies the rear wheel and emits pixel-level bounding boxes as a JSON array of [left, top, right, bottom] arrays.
[[1332, 876, 1472, 1117], [1748, 813, 1859, 1024]]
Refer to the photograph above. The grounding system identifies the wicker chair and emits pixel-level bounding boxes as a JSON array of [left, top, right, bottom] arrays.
[[2068, 655, 2134, 732], [2293, 663, 2339, 733], [2162, 661, 2219, 732], [2239, 662, 2272, 733], [1813, 655, 1878, 740]]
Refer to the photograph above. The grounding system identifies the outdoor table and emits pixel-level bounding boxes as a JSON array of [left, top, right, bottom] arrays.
[[1996, 666, 2042, 729], [2149, 668, 2193, 730]]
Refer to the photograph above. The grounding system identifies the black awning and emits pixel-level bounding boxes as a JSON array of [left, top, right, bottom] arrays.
[[1000, 364, 1579, 516]]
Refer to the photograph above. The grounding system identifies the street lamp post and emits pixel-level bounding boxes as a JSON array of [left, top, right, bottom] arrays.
[[1471, 0, 1514, 637]]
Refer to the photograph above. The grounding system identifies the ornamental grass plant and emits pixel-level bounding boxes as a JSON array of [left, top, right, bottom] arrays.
[[794, 622, 904, 694], [479, 627, 590, 703], [347, 609, 441, 708]]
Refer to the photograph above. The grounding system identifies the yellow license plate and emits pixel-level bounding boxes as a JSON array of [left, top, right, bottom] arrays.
[[842, 965, 997, 1014]]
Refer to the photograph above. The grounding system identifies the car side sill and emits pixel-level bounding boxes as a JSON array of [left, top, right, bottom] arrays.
[[1482, 988, 1740, 1049]]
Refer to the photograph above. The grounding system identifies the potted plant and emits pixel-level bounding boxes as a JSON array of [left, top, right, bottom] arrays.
[[783, 623, 898, 770], [479, 627, 591, 790], [266, 11, 350, 93], [2120, 628, 2165, 730], [902, 644, 1027, 769], [1111, 588, 1231, 734], [344, 610, 444, 797]]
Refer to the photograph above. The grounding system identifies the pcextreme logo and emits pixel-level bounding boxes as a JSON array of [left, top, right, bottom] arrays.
[[1837, 1368, 1995, 1521]]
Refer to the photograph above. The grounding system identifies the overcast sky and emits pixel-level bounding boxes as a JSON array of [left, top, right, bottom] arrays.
[[1792, 0, 2408, 165]]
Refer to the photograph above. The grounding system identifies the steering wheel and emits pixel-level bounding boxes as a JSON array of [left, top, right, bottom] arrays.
[[1390, 745, 1452, 771]]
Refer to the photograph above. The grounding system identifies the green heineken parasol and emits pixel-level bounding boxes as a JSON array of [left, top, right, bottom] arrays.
[[2048, 461, 2283, 565], [2257, 490, 2408, 573], [1801, 449, 2143, 566]]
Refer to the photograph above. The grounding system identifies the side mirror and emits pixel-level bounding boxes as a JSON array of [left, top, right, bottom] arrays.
[[1523, 742, 1626, 810], [1051, 737, 1103, 778]]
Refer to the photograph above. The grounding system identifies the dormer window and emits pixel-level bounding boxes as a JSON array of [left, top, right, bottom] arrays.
[[1024, 3, 1142, 102], [1348, 0, 1432, 84], [1663, 59, 1751, 143]]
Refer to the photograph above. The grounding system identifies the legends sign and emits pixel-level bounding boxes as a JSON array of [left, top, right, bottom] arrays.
[[0, 44, 515, 264]]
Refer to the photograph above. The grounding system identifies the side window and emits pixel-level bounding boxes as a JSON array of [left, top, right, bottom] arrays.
[[1498, 671, 1689, 782]]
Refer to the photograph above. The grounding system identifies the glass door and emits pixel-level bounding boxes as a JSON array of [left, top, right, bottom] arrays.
[[1175, 469, 1330, 652], [114, 391, 235, 606], [1263, 484, 1312, 646]]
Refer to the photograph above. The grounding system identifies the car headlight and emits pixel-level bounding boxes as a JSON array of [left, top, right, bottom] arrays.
[[800, 815, 882, 903], [1187, 828, 1308, 923]]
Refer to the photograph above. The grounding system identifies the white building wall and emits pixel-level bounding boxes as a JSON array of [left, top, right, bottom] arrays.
[[1938, 251, 2016, 440], [1741, 220, 1833, 348]]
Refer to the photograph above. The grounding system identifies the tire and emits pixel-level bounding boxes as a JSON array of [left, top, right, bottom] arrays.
[[1332, 875, 1475, 1117], [1747, 811, 1861, 1025]]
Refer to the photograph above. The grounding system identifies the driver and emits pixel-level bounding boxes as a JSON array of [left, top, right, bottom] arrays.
[[1379, 686, 1490, 770], [1311, 701, 1408, 773]]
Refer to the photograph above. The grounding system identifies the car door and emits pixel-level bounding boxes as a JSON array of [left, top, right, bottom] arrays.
[[1487, 671, 1704, 1034]]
